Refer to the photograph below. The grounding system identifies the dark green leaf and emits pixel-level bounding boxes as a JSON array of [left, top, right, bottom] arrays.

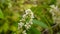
[[27, 27, 41, 34], [33, 19, 48, 28], [0, 9, 4, 18]]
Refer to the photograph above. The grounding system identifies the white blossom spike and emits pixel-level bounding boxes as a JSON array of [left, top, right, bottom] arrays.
[[18, 9, 34, 34]]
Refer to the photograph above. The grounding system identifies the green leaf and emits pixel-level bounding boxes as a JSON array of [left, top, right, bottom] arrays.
[[0, 9, 4, 18], [33, 19, 48, 28], [27, 27, 41, 34], [10, 25, 17, 32], [50, 0, 56, 5], [3, 23, 9, 32]]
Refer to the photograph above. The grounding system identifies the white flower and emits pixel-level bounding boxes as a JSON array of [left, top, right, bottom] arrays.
[[18, 22, 24, 29], [22, 30, 27, 34], [25, 9, 34, 18], [29, 22, 33, 25], [18, 9, 34, 34], [30, 12, 34, 18], [50, 5, 58, 9], [22, 14, 27, 18], [24, 24, 31, 30], [50, 5, 55, 8], [25, 9, 32, 14], [24, 22, 32, 30]]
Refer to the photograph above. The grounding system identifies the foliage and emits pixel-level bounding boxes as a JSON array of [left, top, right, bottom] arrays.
[[0, 0, 60, 34]]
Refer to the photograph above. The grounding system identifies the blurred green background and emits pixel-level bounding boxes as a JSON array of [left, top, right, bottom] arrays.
[[0, 0, 60, 34]]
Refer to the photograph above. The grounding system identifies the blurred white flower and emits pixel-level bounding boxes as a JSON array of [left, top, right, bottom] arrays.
[[50, 5, 58, 10], [18, 9, 34, 34], [22, 30, 27, 34], [25, 9, 32, 14], [18, 22, 24, 29], [24, 22, 31, 30], [30, 12, 34, 18], [22, 14, 27, 18], [49, 5, 60, 24]]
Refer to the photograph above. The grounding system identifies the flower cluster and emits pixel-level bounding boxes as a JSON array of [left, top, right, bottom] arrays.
[[18, 9, 34, 34], [49, 5, 60, 23]]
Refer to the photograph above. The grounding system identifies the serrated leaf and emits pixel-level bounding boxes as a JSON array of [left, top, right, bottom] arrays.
[[33, 19, 48, 28]]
